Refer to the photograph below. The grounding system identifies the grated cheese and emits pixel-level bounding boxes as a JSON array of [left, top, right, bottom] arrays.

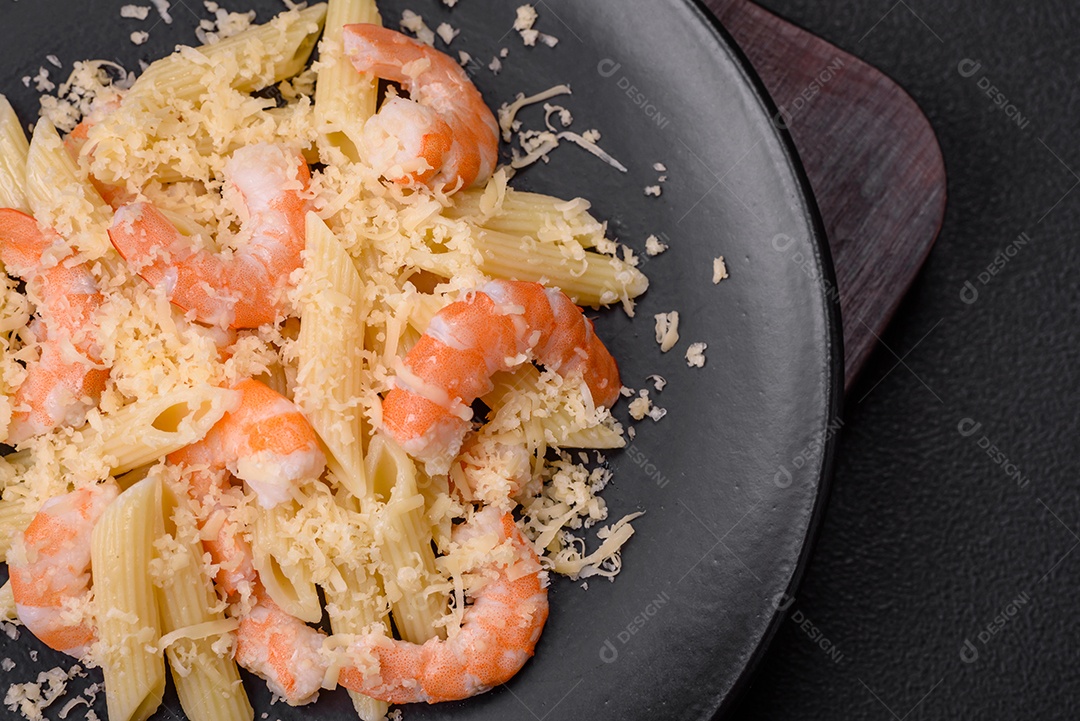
[[120, 4, 151, 19], [644, 234, 667, 256], [644, 185, 662, 197], [686, 342, 707, 368], [712, 256, 729, 283], [653, 311, 679, 352], [150, 0, 173, 24], [435, 23, 459, 45], [400, 10, 436, 46], [130, 31, 150, 45]]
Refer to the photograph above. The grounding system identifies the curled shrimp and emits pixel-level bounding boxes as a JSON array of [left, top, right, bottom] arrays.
[[343, 24, 499, 192], [0, 208, 109, 444], [171, 410, 329, 705], [7, 483, 119, 658], [452, 433, 537, 508], [168, 378, 326, 508], [338, 507, 547, 703], [108, 143, 310, 329], [382, 280, 621, 474], [235, 591, 328, 705]]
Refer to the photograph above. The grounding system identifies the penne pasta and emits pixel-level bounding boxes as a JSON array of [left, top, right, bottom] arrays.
[[0, 94, 30, 212], [485, 365, 626, 450], [91, 476, 166, 721], [325, 560, 391, 721], [251, 501, 323, 623], [474, 228, 648, 308], [366, 434, 447, 643], [0, 580, 15, 621], [296, 213, 370, 499], [446, 187, 608, 249], [127, 4, 327, 105], [79, 385, 238, 477], [157, 482, 253, 721], [0, 497, 32, 564], [24, 117, 117, 262], [315, 0, 382, 160]]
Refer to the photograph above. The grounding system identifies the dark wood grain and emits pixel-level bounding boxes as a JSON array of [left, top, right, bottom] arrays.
[[705, 0, 947, 389]]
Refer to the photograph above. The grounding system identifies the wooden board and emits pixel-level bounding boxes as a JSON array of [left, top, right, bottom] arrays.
[[705, 0, 947, 389]]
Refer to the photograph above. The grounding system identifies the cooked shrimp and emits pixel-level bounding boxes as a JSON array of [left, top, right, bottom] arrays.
[[108, 143, 310, 328], [382, 280, 620, 474], [235, 591, 327, 705], [64, 108, 131, 208], [338, 507, 547, 703], [343, 24, 499, 191], [174, 463, 328, 705], [168, 378, 326, 508], [0, 208, 109, 444], [7, 483, 119, 658]]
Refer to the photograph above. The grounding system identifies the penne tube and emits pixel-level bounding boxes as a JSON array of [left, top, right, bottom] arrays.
[[325, 560, 391, 721], [251, 501, 323, 623], [78, 385, 238, 477], [91, 476, 166, 721], [0, 497, 32, 564], [0, 580, 15, 621], [157, 483, 253, 721], [315, 0, 382, 160], [296, 212, 370, 498], [446, 187, 608, 248], [366, 434, 447, 643], [128, 5, 327, 104], [0, 94, 30, 212], [25, 117, 117, 263]]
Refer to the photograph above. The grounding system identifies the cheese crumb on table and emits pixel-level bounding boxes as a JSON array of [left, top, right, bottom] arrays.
[[120, 4, 150, 19], [644, 234, 668, 256], [712, 256, 729, 283], [686, 342, 707, 368], [646, 374, 667, 392], [400, 10, 436, 46], [130, 31, 150, 45], [628, 389, 666, 422], [654, 311, 679, 352], [653, 162, 667, 172], [436, 22, 460, 45], [644, 185, 662, 197]]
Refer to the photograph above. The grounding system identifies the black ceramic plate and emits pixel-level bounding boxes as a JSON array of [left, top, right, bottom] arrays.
[[0, 1, 841, 719]]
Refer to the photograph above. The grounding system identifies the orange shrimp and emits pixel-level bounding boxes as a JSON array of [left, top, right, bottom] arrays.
[[343, 24, 499, 192], [64, 107, 131, 208], [235, 591, 328, 705], [338, 507, 547, 703], [382, 280, 621, 474], [168, 378, 326, 508], [0, 208, 109, 444], [7, 483, 119, 658], [108, 143, 310, 328]]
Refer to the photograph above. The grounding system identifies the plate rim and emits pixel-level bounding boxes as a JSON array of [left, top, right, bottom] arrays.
[[674, 0, 845, 717]]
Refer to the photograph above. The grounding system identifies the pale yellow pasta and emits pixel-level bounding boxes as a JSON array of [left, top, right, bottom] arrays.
[[485, 365, 626, 450], [78, 385, 237, 477], [367, 434, 446, 643], [315, 0, 381, 159], [91, 476, 166, 721], [0, 497, 32, 564], [0, 94, 29, 212], [24, 117, 117, 262], [157, 484, 253, 721], [127, 4, 327, 104], [446, 187, 607, 248], [0, 580, 15, 621], [296, 213, 369, 498], [251, 501, 323, 623], [325, 562, 391, 721]]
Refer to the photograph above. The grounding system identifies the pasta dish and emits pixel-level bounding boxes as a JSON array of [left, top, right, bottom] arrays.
[[0, 2, 651, 719]]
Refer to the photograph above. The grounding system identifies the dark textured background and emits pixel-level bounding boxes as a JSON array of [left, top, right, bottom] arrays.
[[732, 1, 1080, 719]]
